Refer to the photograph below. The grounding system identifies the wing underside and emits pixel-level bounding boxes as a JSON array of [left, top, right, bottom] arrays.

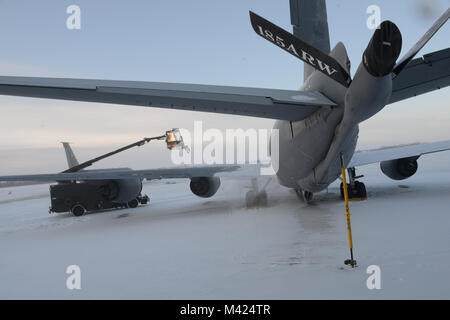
[[348, 140, 450, 168], [0, 165, 243, 183], [389, 48, 450, 105], [0, 77, 337, 121]]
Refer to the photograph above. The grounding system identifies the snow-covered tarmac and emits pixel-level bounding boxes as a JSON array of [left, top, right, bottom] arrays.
[[1, 153, 450, 299]]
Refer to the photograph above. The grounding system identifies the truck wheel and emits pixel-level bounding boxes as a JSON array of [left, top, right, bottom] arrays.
[[127, 199, 139, 208], [139, 195, 149, 205], [71, 204, 86, 217]]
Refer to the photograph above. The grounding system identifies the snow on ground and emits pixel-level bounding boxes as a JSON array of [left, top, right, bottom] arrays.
[[1, 152, 450, 299]]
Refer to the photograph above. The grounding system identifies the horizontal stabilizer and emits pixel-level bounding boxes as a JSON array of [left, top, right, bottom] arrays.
[[249, 11, 351, 88]]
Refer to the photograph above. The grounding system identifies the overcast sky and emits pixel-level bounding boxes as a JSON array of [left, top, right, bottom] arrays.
[[0, 0, 449, 174]]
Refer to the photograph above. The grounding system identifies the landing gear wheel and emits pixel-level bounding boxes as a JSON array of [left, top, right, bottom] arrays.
[[246, 191, 257, 208], [127, 199, 139, 208], [71, 204, 86, 217], [294, 189, 313, 203], [355, 181, 367, 199], [302, 191, 313, 203], [258, 191, 268, 207], [341, 167, 367, 201], [340, 181, 367, 200], [246, 190, 268, 208]]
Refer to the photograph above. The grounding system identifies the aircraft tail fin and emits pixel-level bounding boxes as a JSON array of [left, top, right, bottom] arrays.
[[290, 0, 331, 82], [61, 142, 79, 169]]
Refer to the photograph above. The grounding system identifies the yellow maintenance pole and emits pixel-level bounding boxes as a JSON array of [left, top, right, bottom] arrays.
[[340, 153, 357, 268]]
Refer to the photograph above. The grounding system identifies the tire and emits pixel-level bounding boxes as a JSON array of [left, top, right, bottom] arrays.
[[258, 191, 268, 207], [246, 191, 257, 208], [71, 204, 86, 217], [139, 195, 149, 205], [341, 182, 367, 200], [355, 181, 367, 198], [128, 199, 139, 208], [294, 188, 303, 200], [294, 188, 312, 203], [303, 191, 313, 202]]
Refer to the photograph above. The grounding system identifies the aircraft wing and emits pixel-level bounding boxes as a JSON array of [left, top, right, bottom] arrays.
[[0, 165, 243, 183], [348, 140, 450, 168], [0, 76, 337, 121], [389, 48, 450, 105]]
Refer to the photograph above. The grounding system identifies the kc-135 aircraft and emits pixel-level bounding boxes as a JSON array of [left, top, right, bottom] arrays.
[[0, 0, 449, 205]]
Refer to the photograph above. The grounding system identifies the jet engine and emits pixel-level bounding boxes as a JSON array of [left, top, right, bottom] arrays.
[[190, 177, 221, 198], [344, 20, 403, 124], [380, 157, 419, 180], [98, 178, 143, 203], [362, 21, 402, 77]]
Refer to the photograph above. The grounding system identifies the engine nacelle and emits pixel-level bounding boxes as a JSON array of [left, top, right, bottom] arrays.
[[98, 178, 143, 203], [363, 20, 402, 77], [190, 177, 221, 198], [380, 157, 419, 180]]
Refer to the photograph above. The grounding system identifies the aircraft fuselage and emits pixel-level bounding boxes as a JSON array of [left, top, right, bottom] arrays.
[[274, 43, 393, 193]]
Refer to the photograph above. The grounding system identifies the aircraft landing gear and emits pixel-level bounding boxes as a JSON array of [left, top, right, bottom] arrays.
[[246, 190, 268, 208], [340, 167, 367, 200], [245, 178, 271, 208], [294, 189, 313, 203]]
